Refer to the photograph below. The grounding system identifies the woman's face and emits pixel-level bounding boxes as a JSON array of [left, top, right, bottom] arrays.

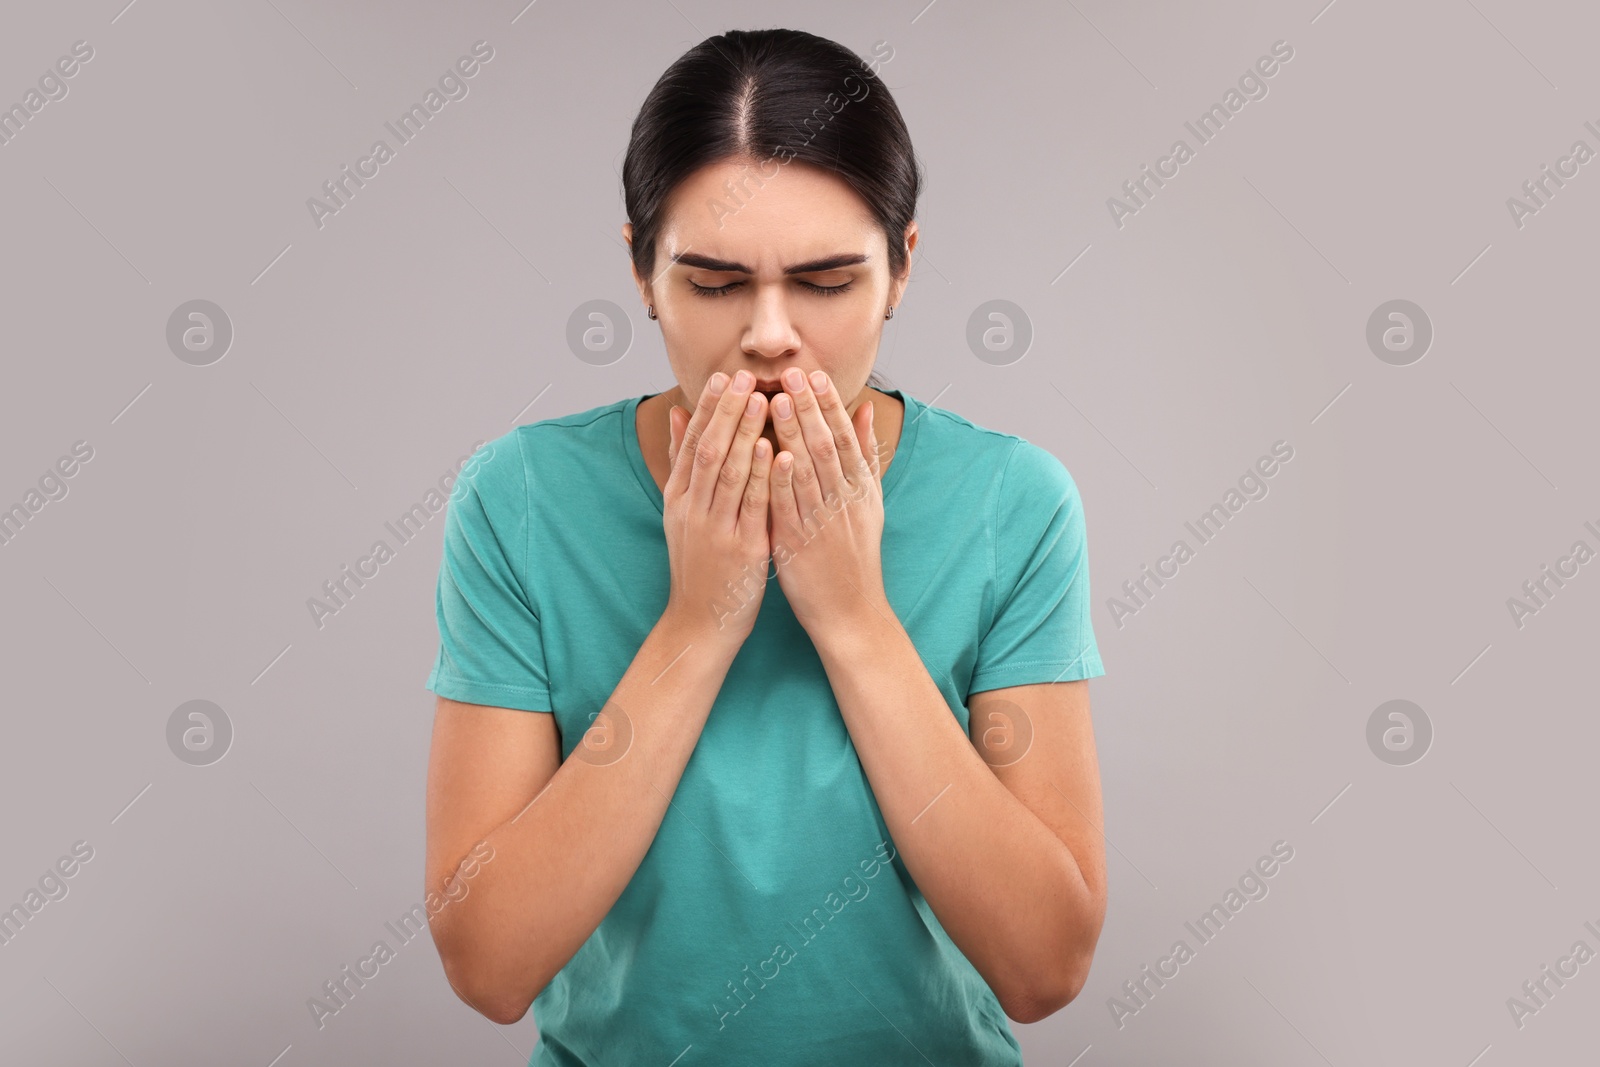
[[626, 156, 915, 452]]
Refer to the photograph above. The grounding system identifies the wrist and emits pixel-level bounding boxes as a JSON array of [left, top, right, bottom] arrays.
[[658, 600, 752, 658], [806, 594, 899, 657]]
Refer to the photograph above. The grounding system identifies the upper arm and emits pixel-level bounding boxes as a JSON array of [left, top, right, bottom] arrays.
[[424, 696, 562, 904], [969, 441, 1104, 695], [426, 434, 554, 715], [968, 680, 1106, 919]]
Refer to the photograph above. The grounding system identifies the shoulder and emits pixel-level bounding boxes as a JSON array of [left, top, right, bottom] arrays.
[[516, 394, 634, 441], [454, 395, 633, 504], [908, 395, 1081, 504]]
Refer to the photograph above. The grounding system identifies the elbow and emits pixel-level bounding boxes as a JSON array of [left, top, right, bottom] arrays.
[[436, 935, 542, 1026], [474, 990, 535, 1028], [1000, 987, 1068, 1026], [1004, 867, 1108, 1023], [1000, 947, 1096, 1025], [443, 959, 539, 1025]]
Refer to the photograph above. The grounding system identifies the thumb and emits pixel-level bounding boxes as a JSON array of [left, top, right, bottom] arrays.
[[869, 402, 881, 480], [870, 402, 879, 478], [858, 401, 879, 480], [668, 406, 685, 469]]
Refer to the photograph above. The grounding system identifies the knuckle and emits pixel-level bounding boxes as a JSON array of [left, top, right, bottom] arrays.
[[693, 438, 720, 469]]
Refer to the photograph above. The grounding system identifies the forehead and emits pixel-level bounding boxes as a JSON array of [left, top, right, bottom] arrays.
[[658, 157, 880, 268]]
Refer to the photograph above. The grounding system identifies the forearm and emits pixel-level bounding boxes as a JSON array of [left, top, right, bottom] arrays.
[[812, 604, 1098, 1016], [435, 610, 739, 1023]]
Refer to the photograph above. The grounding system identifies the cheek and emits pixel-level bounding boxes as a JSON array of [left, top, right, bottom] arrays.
[[811, 304, 881, 349], [815, 314, 882, 375], [661, 315, 731, 372]]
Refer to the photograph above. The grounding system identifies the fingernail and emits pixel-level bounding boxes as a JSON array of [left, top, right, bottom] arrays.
[[774, 394, 793, 419], [745, 393, 761, 416], [709, 373, 728, 396], [809, 371, 828, 394], [783, 367, 805, 391], [732, 370, 754, 393]]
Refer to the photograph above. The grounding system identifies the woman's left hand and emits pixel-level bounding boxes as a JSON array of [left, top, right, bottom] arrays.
[[768, 368, 888, 635]]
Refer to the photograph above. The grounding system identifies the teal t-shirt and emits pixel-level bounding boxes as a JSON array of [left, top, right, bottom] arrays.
[[426, 388, 1105, 1065]]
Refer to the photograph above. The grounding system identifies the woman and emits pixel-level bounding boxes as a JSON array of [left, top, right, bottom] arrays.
[[423, 27, 1107, 1065]]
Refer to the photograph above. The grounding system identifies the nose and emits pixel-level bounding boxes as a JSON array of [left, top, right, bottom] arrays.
[[742, 282, 801, 361]]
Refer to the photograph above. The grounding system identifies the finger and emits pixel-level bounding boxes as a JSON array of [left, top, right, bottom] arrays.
[[713, 389, 767, 527], [668, 405, 684, 472], [688, 373, 754, 513], [666, 374, 727, 501], [670, 404, 696, 476], [740, 437, 774, 550], [811, 371, 871, 489], [786, 370, 848, 503], [771, 378, 824, 519], [857, 400, 880, 483], [769, 448, 799, 548]]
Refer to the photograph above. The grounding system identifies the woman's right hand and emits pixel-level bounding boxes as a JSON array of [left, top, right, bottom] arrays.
[[662, 370, 774, 647]]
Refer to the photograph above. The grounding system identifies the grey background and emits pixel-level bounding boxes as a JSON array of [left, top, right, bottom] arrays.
[[2, 0, 1595, 1064]]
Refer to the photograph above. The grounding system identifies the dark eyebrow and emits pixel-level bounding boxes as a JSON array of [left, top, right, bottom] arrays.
[[667, 251, 869, 275]]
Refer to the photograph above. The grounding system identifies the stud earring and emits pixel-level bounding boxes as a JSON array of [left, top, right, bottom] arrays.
[[647, 305, 657, 320], [884, 306, 895, 320]]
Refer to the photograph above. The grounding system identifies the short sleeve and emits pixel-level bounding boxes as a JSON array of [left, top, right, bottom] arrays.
[[425, 433, 552, 713], [969, 440, 1105, 695]]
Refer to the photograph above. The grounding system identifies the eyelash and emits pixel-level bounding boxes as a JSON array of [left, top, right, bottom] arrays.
[[688, 280, 854, 298]]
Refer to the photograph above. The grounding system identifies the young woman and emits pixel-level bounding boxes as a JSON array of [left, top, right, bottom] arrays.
[[423, 27, 1107, 1065]]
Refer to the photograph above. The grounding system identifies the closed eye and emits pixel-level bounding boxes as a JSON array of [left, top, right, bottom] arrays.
[[688, 280, 854, 297]]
